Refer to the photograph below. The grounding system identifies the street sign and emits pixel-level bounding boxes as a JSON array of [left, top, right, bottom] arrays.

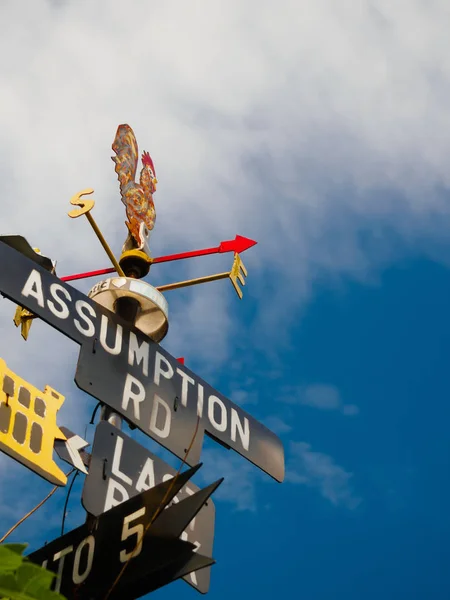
[[75, 339, 284, 482], [28, 465, 221, 599], [0, 357, 67, 485], [0, 236, 150, 347], [54, 427, 89, 474], [82, 421, 216, 593], [0, 239, 284, 482]]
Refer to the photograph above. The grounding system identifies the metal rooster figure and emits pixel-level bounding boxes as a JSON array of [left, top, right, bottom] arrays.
[[112, 124, 158, 258]]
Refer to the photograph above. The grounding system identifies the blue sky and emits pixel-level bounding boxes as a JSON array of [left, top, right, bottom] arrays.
[[2, 0, 450, 598], [3, 232, 450, 599]]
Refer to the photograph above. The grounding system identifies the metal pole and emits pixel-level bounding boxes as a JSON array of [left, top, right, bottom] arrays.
[[156, 272, 229, 293], [100, 296, 141, 429]]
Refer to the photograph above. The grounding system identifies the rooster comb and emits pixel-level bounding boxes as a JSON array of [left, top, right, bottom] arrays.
[[142, 151, 156, 175]]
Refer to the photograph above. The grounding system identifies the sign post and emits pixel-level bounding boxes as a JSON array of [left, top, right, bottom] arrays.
[[0, 123, 284, 598]]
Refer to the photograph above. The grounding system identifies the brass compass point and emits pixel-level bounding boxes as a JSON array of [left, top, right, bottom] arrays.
[[68, 188, 95, 218], [119, 249, 153, 279]]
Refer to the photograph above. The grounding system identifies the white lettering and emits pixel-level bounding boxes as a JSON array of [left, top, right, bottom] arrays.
[[52, 545, 73, 593], [74, 300, 96, 337], [111, 436, 132, 486], [128, 333, 149, 377], [176, 368, 194, 407], [121, 374, 145, 420], [120, 508, 145, 562], [208, 395, 227, 432], [135, 458, 156, 492], [154, 352, 174, 385], [47, 283, 71, 319], [99, 314, 122, 355], [149, 395, 171, 439], [197, 384, 204, 418], [104, 478, 129, 511], [230, 409, 250, 451], [72, 536, 95, 585], [21, 270, 44, 307]]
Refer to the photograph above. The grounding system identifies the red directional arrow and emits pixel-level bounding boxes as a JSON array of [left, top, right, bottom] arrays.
[[60, 235, 257, 282], [152, 234, 257, 264]]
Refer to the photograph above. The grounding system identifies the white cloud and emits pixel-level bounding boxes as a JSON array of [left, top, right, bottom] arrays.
[[263, 415, 293, 435], [0, 0, 449, 524], [0, 0, 450, 362], [342, 404, 360, 416], [286, 441, 361, 509], [230, 389, 258, 406], [280, 384, 359, 416], [302, 385, 341, 410], [198, 439, 361, 513], [198, 449, 257, 512]]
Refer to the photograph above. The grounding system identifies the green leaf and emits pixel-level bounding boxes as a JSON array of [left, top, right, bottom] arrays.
[[0, 543, 66, 600], [0, 544, 66, 600], [0, 572, 19, 590], [16, 563, 54, 593], [0, 546, 23, 572], [2, 546, 27, 558], [0, 586, 40, 600]]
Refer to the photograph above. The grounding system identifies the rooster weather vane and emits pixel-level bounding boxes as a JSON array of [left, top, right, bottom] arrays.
[[13, 123, 256, 341], [112, 124, 158, 257]]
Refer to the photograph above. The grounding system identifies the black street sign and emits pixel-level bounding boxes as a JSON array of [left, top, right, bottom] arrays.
[[82, 421, 216, 593], [75, 339, 284, 481], [0, 238, 284, 482], [28, 465, 221, 599]]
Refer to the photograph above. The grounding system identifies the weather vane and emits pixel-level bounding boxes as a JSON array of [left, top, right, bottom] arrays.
[[13, 124, 257, 341], [112, 124, 157, 263]]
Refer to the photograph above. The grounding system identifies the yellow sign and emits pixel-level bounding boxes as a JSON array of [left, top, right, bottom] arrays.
[[0, 359, 67, 485], [229, 253, 248, 299]]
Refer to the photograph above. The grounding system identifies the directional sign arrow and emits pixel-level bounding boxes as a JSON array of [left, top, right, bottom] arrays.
[[54, 427, 89, 474], [28, 464, 220, 599], [59, 235, 257, 281]]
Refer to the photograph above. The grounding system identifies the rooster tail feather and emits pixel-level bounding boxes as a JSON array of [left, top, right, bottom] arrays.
[[111, 124, 139, 193]]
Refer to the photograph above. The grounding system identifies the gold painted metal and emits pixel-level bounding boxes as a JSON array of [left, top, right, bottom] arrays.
[[0, 358, 67, 485], [119, 248, 153, 278], [156, 272, 230, 293], [155, 253, 249, 296], [13, 248, 50, 340], [13, 307, 35, 340], [119, 249, 154, 265], [68, 189, 126, 277], [229, 253, 247, 299]]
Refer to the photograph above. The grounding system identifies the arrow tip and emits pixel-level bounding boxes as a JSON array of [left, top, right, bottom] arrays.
[[219, 235, 257, 254], [234, 235, 257, 253]]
